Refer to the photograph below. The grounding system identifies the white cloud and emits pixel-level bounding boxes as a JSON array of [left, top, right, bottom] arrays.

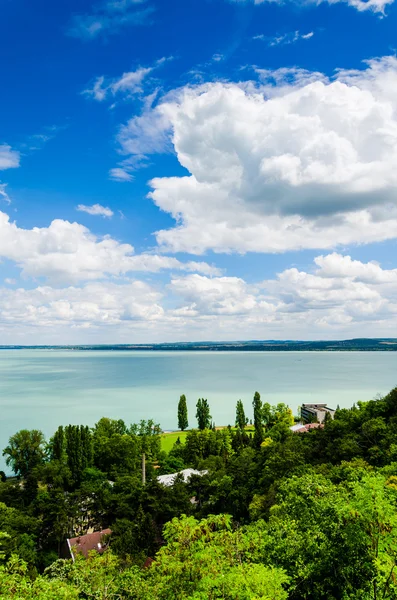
[[115, 56, 397, 254], [84, 76, 108, 101], [254, 30, 315, 46], [169, 253, 397, 334], [116, 99, 172, 159], [0, 183, 11, 204], [3, 253, 397, 341], [76, 204, 114, 217], [0, 280, 165, 330], [84, 66, 154, 101], [170, 274, 260, 316], [68, 0, 153, 40], [109, 167, 134, 182], [0, 144, 20, 170], [313, 252, 397, 283], [0, 211, 220, 284], [233, 0, 394, 15]]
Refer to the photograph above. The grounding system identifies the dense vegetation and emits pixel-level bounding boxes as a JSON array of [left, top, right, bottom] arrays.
[[2, 389, 397, 598]]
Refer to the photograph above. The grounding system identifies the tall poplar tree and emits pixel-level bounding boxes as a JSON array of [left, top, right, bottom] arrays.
[[253, 391, 264, 447], [51, 426, 66, 462], [178, 395, 189, 431], [196, 399, 212, 430], [235, 400, 248, 431], [65, 424, 93, 486]]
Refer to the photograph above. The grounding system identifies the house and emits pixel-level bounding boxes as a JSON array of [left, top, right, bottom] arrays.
[[300, 403, 335, 424], [66, 528, 111, 562], [157, 468, 208, 487]]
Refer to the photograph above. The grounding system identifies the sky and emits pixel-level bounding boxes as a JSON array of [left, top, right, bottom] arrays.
[[2, 0, 397, 343]]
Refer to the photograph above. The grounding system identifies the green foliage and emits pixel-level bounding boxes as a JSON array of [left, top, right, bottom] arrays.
[[64, 425, 93, 487], [0, 502, 39, 568], [111, 508, 157, 561], [253, 391, 264, 447], [183, 427, 234, 466], [5, 387, 397, 598], [195, 398, 212, 430], [0, 554, 78, 599], [49, 426, 65, 462], [246, 471, 397, 600], [3, 430, 46, 478], [177, 394, 189, 431], [143, 514, 289, 599], [235, 399, 248, 431]]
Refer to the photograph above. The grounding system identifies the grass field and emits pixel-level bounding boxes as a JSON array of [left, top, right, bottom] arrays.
[[161, 430, 188, 453], [160, 426, 255, 453]]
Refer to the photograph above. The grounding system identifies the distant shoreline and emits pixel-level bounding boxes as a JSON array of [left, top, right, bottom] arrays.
[[1, 338, 397, 352]]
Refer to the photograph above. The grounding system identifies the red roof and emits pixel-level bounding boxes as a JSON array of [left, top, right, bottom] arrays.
[[68, 529, 111, 559], [304, 423, 323, 430]]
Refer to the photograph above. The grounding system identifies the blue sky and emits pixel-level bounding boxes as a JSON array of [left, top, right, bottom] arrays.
[[1, 0, 397, 343]]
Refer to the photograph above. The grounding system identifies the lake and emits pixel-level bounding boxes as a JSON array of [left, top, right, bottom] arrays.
[[1, 350, 396, 471]]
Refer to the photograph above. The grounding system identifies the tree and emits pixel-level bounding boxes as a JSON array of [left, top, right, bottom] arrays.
[[3, 430, 46, 478], [253, 392, 264, 447], [65, 425, 93, 487], [149, 514, 289, 599], [50, 426, 66, 462], [177, 395, 189, 431], [252, 471, 397, 600], [196, 398, 212, 430], [235, 400, 248, 431]]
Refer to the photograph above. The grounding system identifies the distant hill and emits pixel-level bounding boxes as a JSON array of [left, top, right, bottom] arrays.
[[1, 339, 397, 351]]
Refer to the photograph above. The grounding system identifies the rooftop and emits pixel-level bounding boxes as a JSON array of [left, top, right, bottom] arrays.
[[157, 468, 208, 487], [68, 529, 111, 561]]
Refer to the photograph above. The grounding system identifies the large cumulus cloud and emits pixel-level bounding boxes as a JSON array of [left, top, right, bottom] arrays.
[[118, 57, 397, 254]]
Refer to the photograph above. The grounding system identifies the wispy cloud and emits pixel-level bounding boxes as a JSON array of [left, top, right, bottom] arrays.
[[0, 183, 11, 204], [109, 168, 134, 182], [68, 0, 154, 40], [231, 0, 394, 15], [253, 30, 314, 46], [23, 124, 67, 152], [76, 204, 114, 217], [83, 58, 170, 102], [0, 144, 20, 170]]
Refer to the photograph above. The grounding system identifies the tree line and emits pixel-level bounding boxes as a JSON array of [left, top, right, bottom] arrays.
[[177, 391, 291, 438]]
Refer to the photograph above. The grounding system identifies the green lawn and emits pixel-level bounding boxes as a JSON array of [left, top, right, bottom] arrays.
[[161, 430, 188, 453], [161, 426, 255, 453]]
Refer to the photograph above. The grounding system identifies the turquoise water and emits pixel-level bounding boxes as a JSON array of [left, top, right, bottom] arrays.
[[1, 350, 397, 470]]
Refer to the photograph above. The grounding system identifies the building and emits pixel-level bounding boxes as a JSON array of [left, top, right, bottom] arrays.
[[290, 422, 323, 433], [301, 403, 335, 424], [157, 468, 208, 487], [65, 529, 111, 562]]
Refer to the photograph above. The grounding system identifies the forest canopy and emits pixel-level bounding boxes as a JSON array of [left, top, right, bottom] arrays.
[[2, 388, 397, 598]]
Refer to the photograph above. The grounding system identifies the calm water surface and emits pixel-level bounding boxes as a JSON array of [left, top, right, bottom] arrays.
[[0, 350, 396, 469]]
